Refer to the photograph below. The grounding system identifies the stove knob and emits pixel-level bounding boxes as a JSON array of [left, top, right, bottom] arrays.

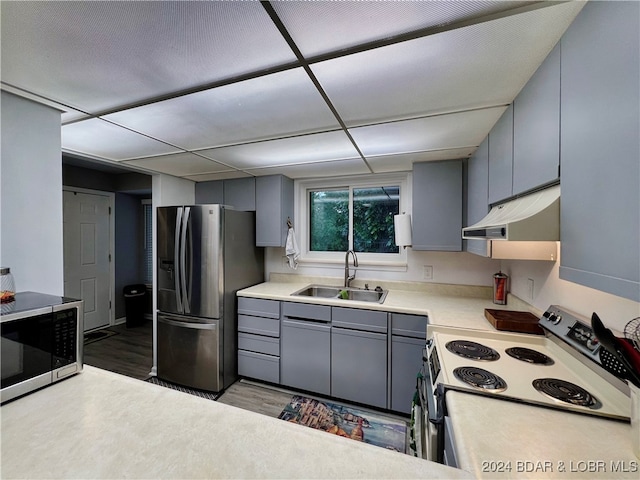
[[548, 313, 558, 323], [554, 314, 563, 325], [543, 311, 551, 319]]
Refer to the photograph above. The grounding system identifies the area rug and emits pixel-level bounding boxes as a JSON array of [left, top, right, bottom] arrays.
[[145, 376, 221, 401], [278, 395, 407, 452], [83, 329, 118, 345]]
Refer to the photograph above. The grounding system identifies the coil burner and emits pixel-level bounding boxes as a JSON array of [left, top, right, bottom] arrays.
[[445, 340, 500, 361], [532, 378, 601, 409], [505, 347, 554, 365], [453, 366, 507, 392]]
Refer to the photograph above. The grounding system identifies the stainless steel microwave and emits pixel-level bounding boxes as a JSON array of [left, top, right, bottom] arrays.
[[1, 292, 83, 404]]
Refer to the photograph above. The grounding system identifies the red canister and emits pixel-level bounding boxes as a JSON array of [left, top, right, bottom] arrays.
[[493, 271, 508, 305]]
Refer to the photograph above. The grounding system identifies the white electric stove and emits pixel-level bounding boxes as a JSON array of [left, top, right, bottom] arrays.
[[415, 305, 632, 464]]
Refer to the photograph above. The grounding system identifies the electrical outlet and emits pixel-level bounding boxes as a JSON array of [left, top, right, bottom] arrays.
[[527, 278, 534, 299], [423, 265, 433, 280]]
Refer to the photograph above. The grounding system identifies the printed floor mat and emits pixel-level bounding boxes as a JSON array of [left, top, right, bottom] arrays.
[[278, 395, 407, 452]]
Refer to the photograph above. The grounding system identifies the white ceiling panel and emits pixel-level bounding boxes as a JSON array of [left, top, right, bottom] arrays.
[[1, 1, 296, 114], [246, 159, 371, 180], [272, 0, 534, 57], [311, 1, 584, 126], [367, 148, 477, 174], [105, 68, 340, 150], [62, 119, 180, 161], [196, 131, 360, 169], [350, 107, 507, 157], [185, 171, 253, 183], [122, 152, 230, 177]]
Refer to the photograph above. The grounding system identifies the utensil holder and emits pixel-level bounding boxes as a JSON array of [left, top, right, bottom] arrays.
[[631, 383, 640, 459]]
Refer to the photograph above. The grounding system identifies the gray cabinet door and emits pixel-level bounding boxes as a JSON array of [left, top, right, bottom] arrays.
[[256, 175, 294, 247], [391, 335, 424, 414], [488, 104, 514, 205], [513, 43, 560, 195], [559, 1, 640, 302], [224, 178, 256, 211], [281, 318, 331, 395], [331, 327, 387, 408], [465, 136, 490, 257], [412, 160, 463, 251], [195, 180, 224, 205]]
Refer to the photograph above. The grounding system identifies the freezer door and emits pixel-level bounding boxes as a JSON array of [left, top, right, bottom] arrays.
[[157, 313, 221, 392]]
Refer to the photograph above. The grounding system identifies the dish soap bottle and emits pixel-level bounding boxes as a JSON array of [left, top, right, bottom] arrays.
[[1, 267, 16, 303]]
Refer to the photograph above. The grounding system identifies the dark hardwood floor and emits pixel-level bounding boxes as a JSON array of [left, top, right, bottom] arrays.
[[83, 321, 153, 380]]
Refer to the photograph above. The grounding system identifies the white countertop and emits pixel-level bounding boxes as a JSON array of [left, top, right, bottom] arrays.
[[446, 391, 638, 479], [237, 275, 535, 330], [0, 366, 472, 479]]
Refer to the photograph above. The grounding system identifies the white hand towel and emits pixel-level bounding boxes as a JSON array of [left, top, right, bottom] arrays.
[[285, 227, 300, 269]]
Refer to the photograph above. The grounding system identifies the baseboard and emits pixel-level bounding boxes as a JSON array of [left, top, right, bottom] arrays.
[[114, 317, 126, 325]]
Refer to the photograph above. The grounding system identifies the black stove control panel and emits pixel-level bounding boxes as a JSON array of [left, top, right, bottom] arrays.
[[540, 305, 601, 363]]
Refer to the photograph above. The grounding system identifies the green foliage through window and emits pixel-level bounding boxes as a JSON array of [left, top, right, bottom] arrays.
[[309, 186, 399, 254]]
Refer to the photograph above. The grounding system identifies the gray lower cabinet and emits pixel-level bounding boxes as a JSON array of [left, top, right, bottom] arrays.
[[390, 313, 428, 414], [331, 307, 388, 408], [237, 298, 281, 383], [280, 302, 331, 395]]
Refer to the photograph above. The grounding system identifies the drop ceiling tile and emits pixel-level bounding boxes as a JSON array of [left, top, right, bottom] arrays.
[[350, 107, 507, 157], [311, 1, 584, 126], [246, 159, 370, 179], [196, 131, 360, 169], [185, 171, 254, 183], [273, 1, 533, 58], [367, 148, 477, 174], [62, 119, 180, 161], [122, 152, 230, 178], [105, 68, 340, 150], [1, 1, 296, 114]]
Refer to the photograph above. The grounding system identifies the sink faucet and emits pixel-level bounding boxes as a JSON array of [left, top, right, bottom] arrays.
[[344, 250, 358, 287]]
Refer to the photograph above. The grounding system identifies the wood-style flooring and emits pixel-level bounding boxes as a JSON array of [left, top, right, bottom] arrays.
[[83, 321, 153, 380]]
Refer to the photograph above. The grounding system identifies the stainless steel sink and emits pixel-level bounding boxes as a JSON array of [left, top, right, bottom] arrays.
[[291, 284, 388, 304]]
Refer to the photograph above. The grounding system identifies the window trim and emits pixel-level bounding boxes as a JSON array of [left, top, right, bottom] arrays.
[[295, 173, 411, 268]]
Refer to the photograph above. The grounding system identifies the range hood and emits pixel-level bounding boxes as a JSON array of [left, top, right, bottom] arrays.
[[463, 185, 560, 240]]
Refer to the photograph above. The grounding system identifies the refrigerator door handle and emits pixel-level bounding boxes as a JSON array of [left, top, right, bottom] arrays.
[[180, 206, 191, 313], [158, 314, 218, 331], [174, 207, 183, 313]]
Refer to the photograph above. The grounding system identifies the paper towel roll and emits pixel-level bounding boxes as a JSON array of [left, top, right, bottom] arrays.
[[394, 214, 412, 247]]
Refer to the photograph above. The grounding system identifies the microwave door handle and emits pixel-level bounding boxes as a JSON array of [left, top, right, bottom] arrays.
[[174, 207, 183, 313], [180, 206, 191, 314]]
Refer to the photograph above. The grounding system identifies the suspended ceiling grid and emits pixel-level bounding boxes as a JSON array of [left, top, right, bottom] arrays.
[[1, 1, 585, 180]]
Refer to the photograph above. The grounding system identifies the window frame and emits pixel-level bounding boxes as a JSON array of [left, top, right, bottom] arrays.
[[295, 173, 411, 268]]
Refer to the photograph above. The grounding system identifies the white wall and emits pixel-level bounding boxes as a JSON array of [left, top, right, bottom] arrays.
[[150, 173, 195, 374], [0, 91, 64, 295], [266, 247, 500, 287], [502, 249, 640, 333]]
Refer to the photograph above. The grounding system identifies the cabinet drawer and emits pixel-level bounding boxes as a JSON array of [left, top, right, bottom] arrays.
[[332, 307, 387, 333], [238, 314, 280, 337], [282, 302, 331, 322], [238, 332, 280, 356], [391, 313, 428, 339], [237, 297, 280, 319], [238, 350, 279, 384]]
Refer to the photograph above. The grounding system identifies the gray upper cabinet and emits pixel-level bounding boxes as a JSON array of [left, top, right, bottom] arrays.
[[464, 136, 490, 257], [224, 178, 256, 211], [488, 104, 514, 205], [412, 160, 463, 251], [559, 1, 640, 302], [513, 43, 560, 195], [256, 175, 294, 247], [194, 177, 255, 211]]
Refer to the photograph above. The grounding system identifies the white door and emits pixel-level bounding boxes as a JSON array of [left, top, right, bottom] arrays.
[[63, 190, 111, 331]]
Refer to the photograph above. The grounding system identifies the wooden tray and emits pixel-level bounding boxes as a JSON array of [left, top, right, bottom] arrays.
[[484, 309, 544, 335]]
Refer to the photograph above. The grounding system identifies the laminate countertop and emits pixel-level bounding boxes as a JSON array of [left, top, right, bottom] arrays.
[[0, 366, 472, 479], [446, 391, 639, 479], [237, 275, 536, 330]]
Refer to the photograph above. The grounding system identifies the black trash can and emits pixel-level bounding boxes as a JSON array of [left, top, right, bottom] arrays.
[[123, 284, 147, 328]]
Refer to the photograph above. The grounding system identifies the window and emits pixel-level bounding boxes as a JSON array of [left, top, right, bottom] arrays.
[[298, 174, 409, 265], [142, 200, 153, 284]]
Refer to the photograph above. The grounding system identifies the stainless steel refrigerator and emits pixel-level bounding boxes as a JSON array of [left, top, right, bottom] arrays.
[[156, 205, 264, 392]]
